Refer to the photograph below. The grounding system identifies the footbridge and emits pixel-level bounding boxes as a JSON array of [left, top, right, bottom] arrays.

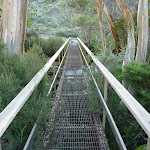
[[0, 38, 150, 150]]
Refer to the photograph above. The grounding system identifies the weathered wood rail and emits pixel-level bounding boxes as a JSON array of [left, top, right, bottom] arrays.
[[77, 37, 150, 150]]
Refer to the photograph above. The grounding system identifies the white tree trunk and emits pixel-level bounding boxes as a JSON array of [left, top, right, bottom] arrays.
[[1, 0, 28, 54], [95, 0, 106, 54], [116, 0, 135, 65], [135, 0, 149, 63], [103, 4, 120, 54]]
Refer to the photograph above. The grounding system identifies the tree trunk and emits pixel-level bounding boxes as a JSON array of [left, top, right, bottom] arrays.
[[135, 0, 148, 63], [95, 0, 106, 54], [103, 4, 121, 54], [1, 0, 28, 54], [115, 0, 135, 65]]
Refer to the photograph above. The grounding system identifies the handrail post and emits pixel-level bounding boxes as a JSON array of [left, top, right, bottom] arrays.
[[103, 78, 108, 129], [87, 55, 90, 77], [64, 43, 69, 65], [62, 49, 63, 59], [58, 55, 60, 65], [93, 62, 95, 77], [147, 137, 150, 150], [85, 49, 87, 57], [58, 55, 61, 79], [53, 64, 56, 93]]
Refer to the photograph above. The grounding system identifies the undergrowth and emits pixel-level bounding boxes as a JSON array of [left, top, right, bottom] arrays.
[[0, 41, 52, 149], [25, 33, 64, 57], [87, 53, 150, 150], [40, 37, 64, 57]]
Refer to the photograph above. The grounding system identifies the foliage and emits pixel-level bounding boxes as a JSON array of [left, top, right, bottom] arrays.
[[66, 0, 98, 46], [67, 0, 90, 13], [135, 144, 147, 150], [113, 18, 127, 48], [0, 41, 51, 149], [27, 3, 37, 28], [40, 37, 64, 57], [72, 14, 97, 32], [25, 33, 64, 57], [97, 52, 124, 78], [104, 61, 150, 149], [56, 29, 78, 38], [24, 31, 39, 51], [87, 78, 102, 115], [113, 10, 150, 54], [121, 62, 150, 111], [87, 54, 149, 149]]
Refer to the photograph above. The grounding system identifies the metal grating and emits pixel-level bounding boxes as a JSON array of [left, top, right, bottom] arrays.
[[48, 44, 109, 150]]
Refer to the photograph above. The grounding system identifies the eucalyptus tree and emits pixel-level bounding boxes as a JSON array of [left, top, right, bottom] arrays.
[[66, 0, 97, 47], [94, 0, 121, 54], [1, 0, 28, 54], [115, 0, 135, 65], [103, 4, 121, 54], [94, 0, 106, 54], [72, 14, 97, 47], [135, 0, 149, 63]]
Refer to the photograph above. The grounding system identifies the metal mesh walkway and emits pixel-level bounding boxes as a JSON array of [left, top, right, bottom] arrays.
[[48, 44, 109, 150]]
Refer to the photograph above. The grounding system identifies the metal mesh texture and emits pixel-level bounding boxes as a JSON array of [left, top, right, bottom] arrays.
[[48, 44, 109, 150]]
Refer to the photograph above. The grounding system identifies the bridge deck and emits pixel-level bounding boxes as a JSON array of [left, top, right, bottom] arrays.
[[48, 44, 109, 150]]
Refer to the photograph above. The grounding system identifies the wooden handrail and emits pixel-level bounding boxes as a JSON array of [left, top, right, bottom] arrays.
[[78, 43, 127, 150], [77, 37, 150, 138], [0, 38, 70, 138], [23, 41, 71, 150]]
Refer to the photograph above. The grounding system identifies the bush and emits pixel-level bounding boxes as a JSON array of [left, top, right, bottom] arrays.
[[25, 33, 64, 57], [56, 30, 78, 38], [0, 42, 51, 149], [24, 31, 39, 52], [87, 58, 150, 149], [106, 62, 150, 149], [121, 62, 150, 111], [40, 37, 64, 57], [87, 78, 102, 115]]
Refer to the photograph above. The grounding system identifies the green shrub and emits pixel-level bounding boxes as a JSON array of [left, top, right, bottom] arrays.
[[106, 62, 150, 149], [87, 59, 149, 149], [121, 62, 150, 111], [24, 31, 39, 51], [40, 37, 64, 57], [56, 30, 78, 38], [25, 34, 64, 57], [113, 18, 127, 48], [87, 78, 102, 115], [0, 42, 51, 149]]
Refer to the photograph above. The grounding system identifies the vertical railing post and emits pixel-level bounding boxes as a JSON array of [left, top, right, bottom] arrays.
[[85, 49, 87, 57], [86, 53, 90, 77], [53, 64, 56, 93], [61, 49, 64, 78], [62, 49, 63, 59], [58, 54, 61, 79], [103, 77, 108, 129], [81, 46, 85, 66], [63, 45, 67, 65], [93, 62, 95, 77], [83, 48, 86, 57], [147, 137, 150, 150], [58, 55, 60, 65]]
